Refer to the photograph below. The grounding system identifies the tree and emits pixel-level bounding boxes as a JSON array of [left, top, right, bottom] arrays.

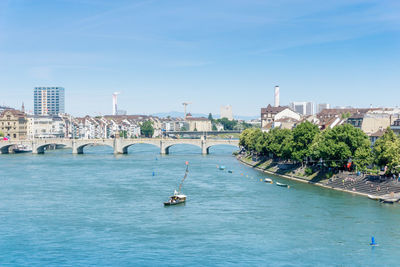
[[0, 131, 4, 137], [291, 121, 319, 164], [353, 146, 373, 172], [312, 124, 371, 167], [141, 120, 154, 137], [239, 128, 262, 153], [208, 113, 213, 121], [373, 128, 400, 175], [212, 124, 217, 131], [119, 130, 128, 138], [268, 128, 293, 159], [216, 118, 237, 130]]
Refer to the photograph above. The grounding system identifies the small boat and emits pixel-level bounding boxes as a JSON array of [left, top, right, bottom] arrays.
[[164, 190, 187, 206], [228, 170, 233, 173], [13, 144, 32, 153], [164, 162, 189, 206], [379, 198, 399, 204], [368, 195, 380, 201], [219, 166, 226, 170], [264, 178, 273, 184], [276, 182, 289, 188]]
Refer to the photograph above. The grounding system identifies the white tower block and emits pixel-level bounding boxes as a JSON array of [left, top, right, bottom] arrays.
[[274, 86, 280, 107], [112, 92, 120, 115]]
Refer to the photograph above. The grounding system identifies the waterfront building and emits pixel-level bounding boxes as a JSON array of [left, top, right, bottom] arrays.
[[0, 109, 27, 139], [27, 115, 65, 139], [185, 113, 212, 131], [220, 105, 233, 120], [261, 104, 301, 131], [290, 102, 314, 115], [34, 87, 65, 115]]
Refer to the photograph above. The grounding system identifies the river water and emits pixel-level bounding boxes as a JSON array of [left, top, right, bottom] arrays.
[[0, 144, 399, 266]]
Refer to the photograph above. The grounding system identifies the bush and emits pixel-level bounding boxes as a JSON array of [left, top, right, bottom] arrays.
[[305, 167, 313, 176]]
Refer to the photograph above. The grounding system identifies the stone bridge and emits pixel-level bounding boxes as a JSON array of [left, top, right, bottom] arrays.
[[0, 138, 239, 155]]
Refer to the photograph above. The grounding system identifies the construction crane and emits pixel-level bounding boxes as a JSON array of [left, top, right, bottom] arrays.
[[182, 102, 192, 118]]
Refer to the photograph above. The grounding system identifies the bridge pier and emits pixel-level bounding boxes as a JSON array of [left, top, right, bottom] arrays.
[[160, 141, 169, 155], [32, 144, 45, 154], [201, 141, 209, 155], [72, 142, 84, 154]]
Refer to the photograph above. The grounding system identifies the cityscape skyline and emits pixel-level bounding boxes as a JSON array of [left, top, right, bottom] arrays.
[[1, 0, 399, 116]]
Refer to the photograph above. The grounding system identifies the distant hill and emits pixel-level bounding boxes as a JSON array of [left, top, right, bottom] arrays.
[[151, 111, 258, 121]]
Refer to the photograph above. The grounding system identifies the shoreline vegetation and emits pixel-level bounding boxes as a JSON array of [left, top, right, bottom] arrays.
[[237, 122, 400, 200]]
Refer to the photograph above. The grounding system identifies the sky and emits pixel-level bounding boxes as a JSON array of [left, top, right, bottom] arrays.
[[0, 0, 399, 116]]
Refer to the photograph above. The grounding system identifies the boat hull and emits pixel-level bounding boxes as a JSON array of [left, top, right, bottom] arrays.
[[276, 182, 289, 187], [164, 200, 186, 206]]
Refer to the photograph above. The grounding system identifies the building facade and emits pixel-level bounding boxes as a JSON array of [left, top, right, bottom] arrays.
[[220, 105, 233, 120], [317, 103, 330, 113], [27, 115, 65, 139], [185, 114, 212, 131], [34, 87, 65, 115], [261, 104, 301, 130], [0, 110, 27, 139], [290, 102, 314, 115]]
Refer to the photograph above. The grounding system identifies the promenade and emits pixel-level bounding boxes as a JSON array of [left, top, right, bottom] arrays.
[[237, 154, 400, 200]]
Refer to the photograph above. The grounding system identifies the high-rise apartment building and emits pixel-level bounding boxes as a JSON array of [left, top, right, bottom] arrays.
[[34, 87, 65, 115], [290, 102, 314, 116], [317, 103, 330, 113], [220, 105, 233, 120]]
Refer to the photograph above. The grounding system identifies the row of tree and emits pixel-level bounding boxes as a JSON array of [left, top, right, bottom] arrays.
[[240, 122, 400, 175], [208, 113, 253, 131]]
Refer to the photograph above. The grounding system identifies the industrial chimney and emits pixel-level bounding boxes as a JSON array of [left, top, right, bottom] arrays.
[[274, 86, 280, 107]]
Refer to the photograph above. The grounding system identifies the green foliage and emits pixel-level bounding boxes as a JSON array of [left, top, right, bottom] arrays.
[[141, 120, 154, 137], [305, 167, 313, 176], [180, 126, 187, 131], [212, 124, 217, 131], [216, 117, 237, 130], [312, 124, 371, 167], [267, 128, 293, 159], [0, 131, 4, 137], [341, 112, 351, 119], [353, 146, 373, 171], [239, 128, 262, 152], [291, 121, 319, 163], [208, 113, 213, 121], [119, 130, 128, 138], [373, 128, 400, 175]]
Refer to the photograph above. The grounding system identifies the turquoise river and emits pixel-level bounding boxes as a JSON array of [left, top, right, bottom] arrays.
[[1, 144, 400, 266]]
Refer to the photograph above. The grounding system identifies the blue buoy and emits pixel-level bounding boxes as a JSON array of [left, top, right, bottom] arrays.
[[370, 236, 377, 246], [152, 171, 155, 176]]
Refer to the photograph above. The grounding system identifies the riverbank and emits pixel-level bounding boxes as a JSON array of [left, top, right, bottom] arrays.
[[236, 154, 399, 200]]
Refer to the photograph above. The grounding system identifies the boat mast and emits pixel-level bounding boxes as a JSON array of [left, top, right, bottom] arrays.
[[178, 163, 189, 193]]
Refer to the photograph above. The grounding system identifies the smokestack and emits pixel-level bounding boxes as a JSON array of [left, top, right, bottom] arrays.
[[112, 92, 120, 115], [274, 86, 280, 107]]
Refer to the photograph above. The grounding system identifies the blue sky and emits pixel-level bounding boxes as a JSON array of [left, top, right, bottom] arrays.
[[0, 0, 399, 116]]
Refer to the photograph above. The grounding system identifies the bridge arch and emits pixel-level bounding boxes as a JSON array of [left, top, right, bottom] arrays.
[[163, 143, 202, 155], [34, 142, 71, 154], [205, 143, 239, 154], [120, 142, 161, 154], [73, 143, 114, 154], [0, 143, 17, 154]]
